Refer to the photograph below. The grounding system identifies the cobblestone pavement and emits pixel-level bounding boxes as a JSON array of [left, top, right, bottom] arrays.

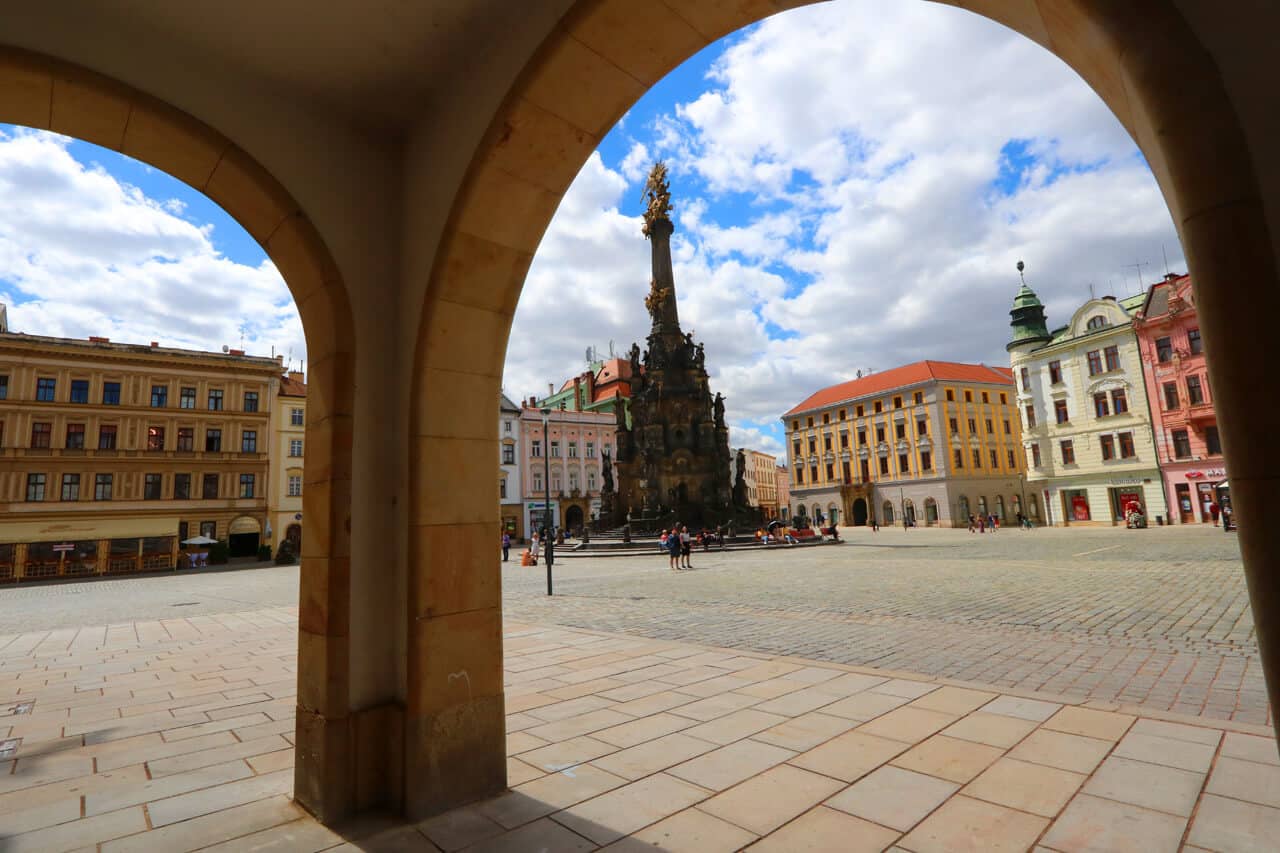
[[0, 613, 1276, 851], [0, 525, 1267, 726], [504, 526, 1269, 726]]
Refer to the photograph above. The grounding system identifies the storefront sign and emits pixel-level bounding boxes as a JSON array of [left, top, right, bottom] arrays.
[[51, 543, 75, 552], [1185, 469, 1225, 480], [1071, 495, 1091, 521]]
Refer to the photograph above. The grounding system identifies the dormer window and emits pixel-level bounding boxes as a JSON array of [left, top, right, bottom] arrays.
[[1087, 315, 1108, 330]]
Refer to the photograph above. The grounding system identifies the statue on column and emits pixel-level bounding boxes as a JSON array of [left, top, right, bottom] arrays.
[[602, 447, 614, 494], [713, 393, 726, 430], [733, 448, 749, 508]]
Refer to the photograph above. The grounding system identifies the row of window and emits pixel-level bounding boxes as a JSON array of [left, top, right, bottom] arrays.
[[1162, 375, 1208, 410], [791, 389, 1009, 433], [795, 420, 930, 458], [527, 471, 599, 493], [1025, 389, 1131, 429], [5, 376, 265, 413], [1017, 331, 1203, 396], [20, 422, 294, 454], [25, 472, 258, 502], [1170, 426, 1221, 459], [529, 440, 608, 458], [1154, 329, 1202, 362], [944, 389, 1007, 405]]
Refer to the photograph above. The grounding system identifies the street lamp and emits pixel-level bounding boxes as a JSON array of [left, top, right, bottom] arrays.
[[540, 407, 554, 595]]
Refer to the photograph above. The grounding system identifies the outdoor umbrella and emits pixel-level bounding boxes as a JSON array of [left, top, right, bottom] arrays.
[[766, 520, 783, 531], [181, 535, 218, 545]]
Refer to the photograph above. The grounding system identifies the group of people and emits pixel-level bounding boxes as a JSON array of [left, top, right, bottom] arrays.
[[967, 513, 1002, 533], [660, 526, 695, 570]]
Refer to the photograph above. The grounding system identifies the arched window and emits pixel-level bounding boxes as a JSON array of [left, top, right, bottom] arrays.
[[812, 504, 823, 523], [924, 497, 938, 524], [1012, 495, 1022, 514], [828, 505, 839, 525], [883, 501, 895, 524], [995, 496, 1005, 519], [958, 495, 970, 520], [904, 499, 916, 524], [978, 496, 988, 516], [1087, 315, 1108, 330], [1029, 494, 1040, 518]]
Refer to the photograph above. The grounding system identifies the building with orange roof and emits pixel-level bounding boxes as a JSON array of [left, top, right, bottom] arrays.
[[781, 361, 1027, 528]]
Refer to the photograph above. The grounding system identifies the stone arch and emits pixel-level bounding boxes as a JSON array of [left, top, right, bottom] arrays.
[[406, 0, 1280, 822], [0, 47, 355, 820]]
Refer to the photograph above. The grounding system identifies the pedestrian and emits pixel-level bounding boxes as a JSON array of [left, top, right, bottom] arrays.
[[968, 514, 976, 533], [978, 514, 986, 533], [1209, 501, 1220, 523], [989, 513, 998, 532], [529, 529, 540, 562], [680, 525, 693, 569], [668, 526, 682, 570], [501, 531, 510, 562], [871, 514, 879, 533]]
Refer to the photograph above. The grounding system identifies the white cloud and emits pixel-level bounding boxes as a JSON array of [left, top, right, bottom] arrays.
[[0, 129, 303, 367], [507, 0, 1183, 455]]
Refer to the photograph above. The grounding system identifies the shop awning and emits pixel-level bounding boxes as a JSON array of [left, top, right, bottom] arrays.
[[0, 517, 178, 545]]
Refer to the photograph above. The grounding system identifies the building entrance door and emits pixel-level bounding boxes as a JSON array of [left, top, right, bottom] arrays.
[[1197, 483, 1215, 522], [852, 498, 868, 526], [1176, 483, 1194, 523], [564, 504, 584, 533]]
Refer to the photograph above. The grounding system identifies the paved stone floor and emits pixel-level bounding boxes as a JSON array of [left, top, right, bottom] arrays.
[[505, 526, 1266, 726], [0, 525, 1265, 726], [1, 609, 1278, 851]]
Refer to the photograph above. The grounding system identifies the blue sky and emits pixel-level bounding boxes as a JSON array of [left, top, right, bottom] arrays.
[[0, 0, 1184, 458], [507, 0, 1183, 455]]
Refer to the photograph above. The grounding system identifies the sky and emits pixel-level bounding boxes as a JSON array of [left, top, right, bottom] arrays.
[[0, 0, 1182, 458], [0, 127, 305, 369]]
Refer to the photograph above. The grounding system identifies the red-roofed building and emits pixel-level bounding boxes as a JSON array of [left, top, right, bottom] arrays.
[[780, 361, 1026, 528]]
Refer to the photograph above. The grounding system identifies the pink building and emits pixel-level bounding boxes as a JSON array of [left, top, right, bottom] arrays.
[[518, 401, 614, 535], [1133, 274, 1225, 523]]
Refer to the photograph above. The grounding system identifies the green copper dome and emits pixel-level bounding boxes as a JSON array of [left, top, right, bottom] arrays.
[[1007, 263, 1051, 352]]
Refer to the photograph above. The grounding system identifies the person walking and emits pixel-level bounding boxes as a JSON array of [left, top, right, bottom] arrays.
[[871, 514, 879, 533], [680, 525, 693, 569], [968, 514, 976, 533], [529, 529, 540, 564], [978, 514, 986, 533], [501, 531, 510, 562], [668, 526, 682, 571]]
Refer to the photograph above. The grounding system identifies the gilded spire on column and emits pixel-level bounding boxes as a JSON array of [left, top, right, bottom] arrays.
[[642, 161, 673, 237]]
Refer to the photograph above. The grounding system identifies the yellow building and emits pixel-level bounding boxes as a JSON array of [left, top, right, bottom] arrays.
[[737, 448, 779, 519], [0, 326, 281, 581], [782, 361, 1027, 527], [269, 371, 307, 554]]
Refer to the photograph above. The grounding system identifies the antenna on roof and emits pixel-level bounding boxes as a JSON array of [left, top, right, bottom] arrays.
[[1088, 282, 1095, 300], [1161, 244, 1171, 278], [1122, 261, 1150, 294]]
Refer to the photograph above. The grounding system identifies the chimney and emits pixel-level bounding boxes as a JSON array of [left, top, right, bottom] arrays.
[[585, 368, 596, 402], [288, 370, 304, 383], [573, 375, 582, 409], [150, 341, 158, 348], [548, 382, 554, 396], [229, 348, 245, 356], [88, 335, 109, 343]]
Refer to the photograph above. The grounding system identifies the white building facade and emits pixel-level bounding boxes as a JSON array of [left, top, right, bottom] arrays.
[[1009, 282, 1168, 526]]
